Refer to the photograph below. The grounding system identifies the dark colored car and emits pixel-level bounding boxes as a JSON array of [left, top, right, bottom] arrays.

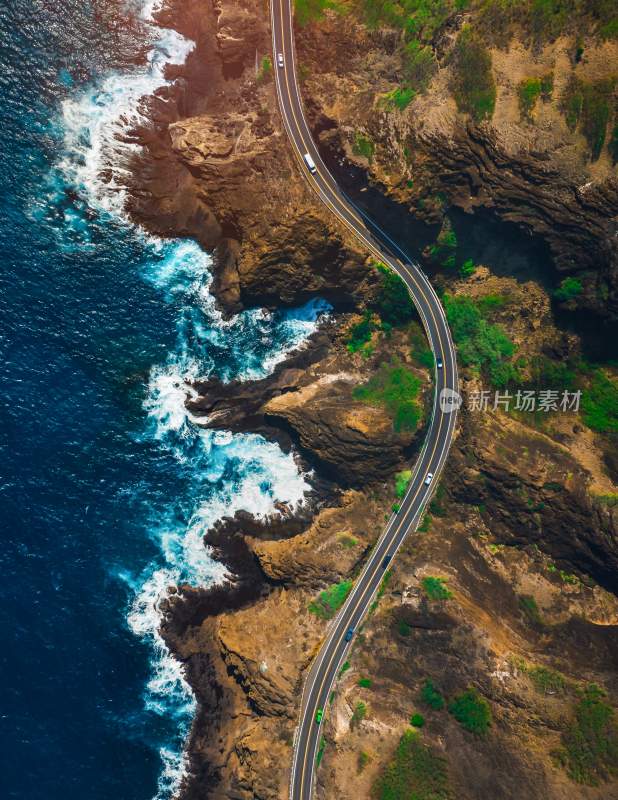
[[344, 628, 354, 642], [382, 554, 392, 569]]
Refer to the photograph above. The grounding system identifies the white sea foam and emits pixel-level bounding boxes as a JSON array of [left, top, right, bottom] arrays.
[[54, 3, 328, 797], [57, 6, 194, 218]]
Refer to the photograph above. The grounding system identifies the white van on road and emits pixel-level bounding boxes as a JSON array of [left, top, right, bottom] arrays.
[[303, 152, 317, 173]]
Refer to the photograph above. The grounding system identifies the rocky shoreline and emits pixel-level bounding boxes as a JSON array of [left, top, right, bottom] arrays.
[[121, 1, 618, 798]]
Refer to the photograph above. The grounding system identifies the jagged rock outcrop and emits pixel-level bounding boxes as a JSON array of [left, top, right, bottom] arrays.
[[263, 377, 418, 486], [448, 411, 618, 592]]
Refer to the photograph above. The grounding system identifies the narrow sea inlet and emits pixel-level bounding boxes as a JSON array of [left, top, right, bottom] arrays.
[[0, 3, 328, 798]]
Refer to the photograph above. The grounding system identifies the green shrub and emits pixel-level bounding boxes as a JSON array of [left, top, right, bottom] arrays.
[[353, 132, 375, 160], [421, 679, 445, 711], [316, 736, 326, 765], [398, 619, 413, 636], [295, 0, 341, 26], [410, 712, 426, 727], [448, 688, 492, 735], [409, 322, 435, 369], [528, 665, 567, 694], [555, 684, 618, 785], [358, 750, 371, 772], [309, 580, 353, 619], [554, 276, 583, 303], [347, 311, 376, 353], [403, 39, 437, 92], [562, 77, 616, 160], [386, 86, 416, 110], [428, 221, 458, 267], [581, 370, 618, 433], [372, 729, 451, 800], [443, 294, 518, 387], [358, 677, 373, 688], [339, 534, 358, 548], [519, 77, 542, 117], [374, 263, 416, 326], [351, 701, 367, 727], [519, 593, 543, 625], [459, 258, 476, 278], [417, 513, 432, 532], [421, 576, 453, 601], [339, 660, 351, 677], [353, 359, 422, 433], [610, 123, 618, 164], [477, 293, 509, 316], [395, 469, 413, 498], [451, 26, 496, 122], [257, 55, 272, 83]]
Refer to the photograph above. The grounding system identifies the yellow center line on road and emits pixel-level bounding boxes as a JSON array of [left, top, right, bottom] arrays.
[[269, 3, 460, 798], [276, 0, 366, 230]]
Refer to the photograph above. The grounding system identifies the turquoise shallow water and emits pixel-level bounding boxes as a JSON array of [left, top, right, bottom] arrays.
[[0, 2, 329, 798]]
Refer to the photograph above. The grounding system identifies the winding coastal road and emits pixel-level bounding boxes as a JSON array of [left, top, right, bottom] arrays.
[[269, 2, 460, 798]]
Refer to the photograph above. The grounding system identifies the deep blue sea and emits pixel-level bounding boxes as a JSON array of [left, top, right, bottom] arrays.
[[0, 2, 327, 798]]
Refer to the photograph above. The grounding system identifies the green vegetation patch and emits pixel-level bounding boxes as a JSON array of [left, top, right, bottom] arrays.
[[443, 293, 518, 387], [519, 593, 543, 626], [386, 86, 416, 110], [353, 132, 375, 160], [398, 619, 412, 636], [403, 39, 437, 93], [316, 735, 326, 765], [518, 75, 552, 118], [395, 469, 413, 499], [339, 533, 359, 549], [421, 576, 453, 601], [448, 688, 492, 736], [347, 311, 376, 353], [421, 679, 445, 711], [562, 77, 616, 161], [295, 0, 342, 26], [554, 276, 583, 303], [410, 712, 426, 728], [428, 220, 458, 269], [257, 55, 272, 83], [451, 26, 496, 122], [358, 750, 371, 772], [459, 258, 476, 278], [409, 322, 434, 369], [358, 677, 373, 688], [555, 684, 618, 785], [581, 370, 618, 433], [528, 665, 567, 694], [353, 359, 422, 433], [351, 701, 368, 727], [374, 263, 416, 326], [372, 729, 451, 800], [308, 579, 353, 619]]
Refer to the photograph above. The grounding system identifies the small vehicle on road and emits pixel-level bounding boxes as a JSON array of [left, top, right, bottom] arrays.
[[344, 628, 354, 642], [315, 708, 323, 724], [436, 356, 443, 369], [303, 152, 317, 173], [424, 472, 434, 486], [382, 554, 392, 569], [277, 52, 284, 68]]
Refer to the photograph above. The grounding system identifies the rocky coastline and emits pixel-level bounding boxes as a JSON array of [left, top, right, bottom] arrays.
[[123, 1, 618, 798]]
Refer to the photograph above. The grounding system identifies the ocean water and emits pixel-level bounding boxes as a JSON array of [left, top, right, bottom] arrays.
[[0, 2, 329, 798]]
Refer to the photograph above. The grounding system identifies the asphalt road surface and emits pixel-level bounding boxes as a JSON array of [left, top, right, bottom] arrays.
[[269, 2, 460, 797]]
